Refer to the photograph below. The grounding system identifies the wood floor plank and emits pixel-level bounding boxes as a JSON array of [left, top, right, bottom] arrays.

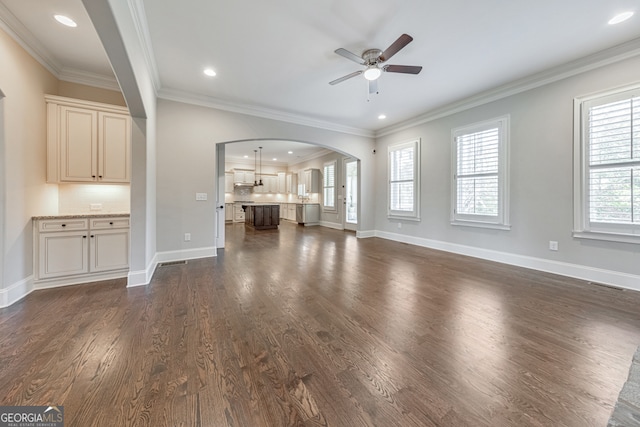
[[1, 221, 640, 426]]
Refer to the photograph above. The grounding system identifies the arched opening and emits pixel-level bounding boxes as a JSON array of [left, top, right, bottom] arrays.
[[214, 138, 361, 249]]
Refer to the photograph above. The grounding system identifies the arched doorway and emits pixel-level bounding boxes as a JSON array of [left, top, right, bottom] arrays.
[[215, 139, 361, 249]]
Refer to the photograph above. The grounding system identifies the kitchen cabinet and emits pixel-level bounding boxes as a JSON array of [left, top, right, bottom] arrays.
[[233, 204, 246, 222], [233, 169, 255, 185], [34, 215, 130, 286], [277, 172, 286, 193], [254, 174, 277, 193], [296, 203, 320, 225], [298, 168, 321, 195], [286, 173, 298, 194], [225, 173, 234, 193], [46, 95, 131, 183], [286, 204, 296, 221], [225, 203, 233, 221]]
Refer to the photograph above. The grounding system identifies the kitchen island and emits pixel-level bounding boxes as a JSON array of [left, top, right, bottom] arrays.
[[242, 204, 280, 230]]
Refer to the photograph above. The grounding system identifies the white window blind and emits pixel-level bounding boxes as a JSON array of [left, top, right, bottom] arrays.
[[323, 161, 336, 210], [586, 95, 639, 225], [388, 139, 420, 219], [452, 116, 509, 228]]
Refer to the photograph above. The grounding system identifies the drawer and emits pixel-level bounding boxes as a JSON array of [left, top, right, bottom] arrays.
[[38, 218, 88, 232], [90, 217, 130, 229]]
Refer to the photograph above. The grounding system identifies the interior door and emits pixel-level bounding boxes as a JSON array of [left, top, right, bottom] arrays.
[[343, 158, 358, 231]]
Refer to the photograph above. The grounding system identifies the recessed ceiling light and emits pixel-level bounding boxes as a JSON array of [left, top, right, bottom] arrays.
[[54, 15, 77, 27], [243, 155, 249, 158], [378, 114, 387, 120], [608, 11, 634, 25], [288, 151, 293, 154], [272, 158, 277, 161], [203, 68, 217, 77]]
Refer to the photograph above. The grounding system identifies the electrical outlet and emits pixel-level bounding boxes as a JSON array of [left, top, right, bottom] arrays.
[[549, 241, 558, 251], [397, 222, 402, 229], [195, 193, 207, 201], [90, 203, 102, 211], [184, 233, 191, 241]]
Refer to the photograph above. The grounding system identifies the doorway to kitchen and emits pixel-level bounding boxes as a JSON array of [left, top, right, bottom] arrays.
[[343, 158, 358, 231]]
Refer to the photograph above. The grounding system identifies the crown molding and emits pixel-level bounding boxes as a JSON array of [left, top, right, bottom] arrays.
[[0, 3, 61, 77], [128, 0, 161, 94], [58, 67, 121, 91], [157, 88, 375, 138], [376, 37, 640, 138]]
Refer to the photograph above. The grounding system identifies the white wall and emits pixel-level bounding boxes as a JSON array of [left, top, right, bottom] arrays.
[[156, 99, 375, 253], [0, 28, 59, 302], [375, 55, 640, 288]]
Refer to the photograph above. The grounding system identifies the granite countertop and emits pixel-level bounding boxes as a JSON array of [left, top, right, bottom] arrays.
[[32, 213, 130, 220]]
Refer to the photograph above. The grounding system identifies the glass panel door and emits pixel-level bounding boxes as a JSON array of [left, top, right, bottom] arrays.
[[344, 159, 358, 231]]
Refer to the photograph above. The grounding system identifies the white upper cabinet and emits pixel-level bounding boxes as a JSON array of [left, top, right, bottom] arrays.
[[46, 95, 131, 184]]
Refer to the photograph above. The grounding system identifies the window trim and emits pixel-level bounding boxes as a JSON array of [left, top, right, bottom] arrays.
[[323, 160, 337, 212], [573, 83, 640, 244], [387, 138, 421, 221], [450, 115, 511, 230]]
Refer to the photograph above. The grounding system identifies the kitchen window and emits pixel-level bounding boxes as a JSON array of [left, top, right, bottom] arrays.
[[451, 115, 510, 229], [573, 84, 640, 244], [388, 139, 420, 220], [323, 161, 336, 211]]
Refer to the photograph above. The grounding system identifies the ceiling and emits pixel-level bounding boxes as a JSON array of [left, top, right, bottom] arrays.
[[1, 0, 640, 137]]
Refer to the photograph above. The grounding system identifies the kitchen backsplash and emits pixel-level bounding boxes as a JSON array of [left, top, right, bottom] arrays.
[[58, 184, 130, 214]]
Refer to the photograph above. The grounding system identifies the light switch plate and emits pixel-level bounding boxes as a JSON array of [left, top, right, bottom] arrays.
[[195, 193, 207, 201]]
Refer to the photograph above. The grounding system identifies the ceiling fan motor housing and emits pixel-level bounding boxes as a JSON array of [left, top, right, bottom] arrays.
[[362, 49, 383, 65]]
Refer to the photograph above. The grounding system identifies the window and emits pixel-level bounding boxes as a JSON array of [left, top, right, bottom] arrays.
[[388, 139, 420, 219], [451, 116, 510, 229], [323, 161, 336, 211], [574, 85, 640, 243]]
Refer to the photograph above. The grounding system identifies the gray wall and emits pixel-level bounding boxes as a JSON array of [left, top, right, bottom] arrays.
[[375, 55, 640, 285], [156, 99, 375, 253]]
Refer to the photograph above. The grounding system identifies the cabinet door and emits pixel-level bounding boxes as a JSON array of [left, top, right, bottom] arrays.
[[90, 229, 130, 273], [225, 203, 233, 221], [98, 112, 131, 183], [225, 173, 234, 193], [60, 106, 98, 182], [38, 231, 89, 279]]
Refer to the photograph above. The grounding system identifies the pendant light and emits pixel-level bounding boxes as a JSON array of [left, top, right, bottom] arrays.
[[258, 146, 264, 186], [253, 150, 258, 186]]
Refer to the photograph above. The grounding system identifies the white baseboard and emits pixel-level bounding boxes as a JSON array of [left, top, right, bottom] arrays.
[[127, 252, 158, 288], [155, 246, 217, 264], [374, 230, 640, 292], [127, 246, 217, 288], [356, 230, 376, 238], [319, 221, 344, 230], [0, 275, 34, 308]]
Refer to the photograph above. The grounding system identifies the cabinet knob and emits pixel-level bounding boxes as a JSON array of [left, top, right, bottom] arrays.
[[61, 224, 66, 227], [92, 175, 96, 178], [109, 222, 113, 225], [99, 175, 103, 179], [90, 235, 94, 238], [83, 235, 87, 238]]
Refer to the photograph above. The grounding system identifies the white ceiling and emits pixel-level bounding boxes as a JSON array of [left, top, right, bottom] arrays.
[[1, 0, 639, 136]]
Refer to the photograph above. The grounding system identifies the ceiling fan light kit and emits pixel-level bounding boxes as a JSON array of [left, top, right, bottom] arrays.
[[329, 33, 422, 95]]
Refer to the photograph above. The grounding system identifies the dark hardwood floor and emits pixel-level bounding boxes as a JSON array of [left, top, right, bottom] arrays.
[[1, 221, 640, 426]]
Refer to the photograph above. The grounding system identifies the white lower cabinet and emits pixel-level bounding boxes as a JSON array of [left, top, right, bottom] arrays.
[[34, 215, 129, 285], [38, 230, 89, 279]]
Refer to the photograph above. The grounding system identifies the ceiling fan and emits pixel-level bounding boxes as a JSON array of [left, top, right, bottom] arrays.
[[329, 34, 422, 95]]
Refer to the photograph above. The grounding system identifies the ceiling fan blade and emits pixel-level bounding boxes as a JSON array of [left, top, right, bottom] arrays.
[[329, 70, 363, 85], [383, 65, 422, 74], [335, 48, 365, 65], [368, 79, 378, 95], [379, 34, 413, 62]]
